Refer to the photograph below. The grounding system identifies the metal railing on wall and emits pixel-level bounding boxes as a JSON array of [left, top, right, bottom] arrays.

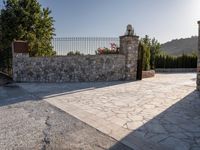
[[52, 37, 119, 55]]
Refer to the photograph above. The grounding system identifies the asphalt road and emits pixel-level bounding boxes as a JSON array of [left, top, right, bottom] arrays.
[[0, 84, 132, 150]]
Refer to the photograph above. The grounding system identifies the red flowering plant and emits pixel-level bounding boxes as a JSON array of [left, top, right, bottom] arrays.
[[96, 43, 119, 55]]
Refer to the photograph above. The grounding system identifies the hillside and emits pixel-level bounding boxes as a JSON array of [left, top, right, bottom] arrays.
[[161, 36, 198, 56]]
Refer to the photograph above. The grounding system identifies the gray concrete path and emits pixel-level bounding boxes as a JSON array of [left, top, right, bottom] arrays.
[[17, 73, 200, 150]]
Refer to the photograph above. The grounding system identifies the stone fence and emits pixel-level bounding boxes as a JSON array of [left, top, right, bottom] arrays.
[[13, 55, 126, 82], [12, 25, 140, 83]]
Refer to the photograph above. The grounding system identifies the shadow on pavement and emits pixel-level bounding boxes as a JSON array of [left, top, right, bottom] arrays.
[[109, 90, 200, 150], [0, 81, 132, 106]]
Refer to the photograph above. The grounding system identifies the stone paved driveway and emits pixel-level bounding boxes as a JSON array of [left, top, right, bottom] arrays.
[[18, 73, 200, 150]]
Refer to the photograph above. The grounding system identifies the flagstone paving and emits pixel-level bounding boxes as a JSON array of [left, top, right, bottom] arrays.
[[18, 73, 200, 150]]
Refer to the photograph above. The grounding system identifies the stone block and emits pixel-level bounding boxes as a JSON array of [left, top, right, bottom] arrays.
[[142, 70, 155, 79]]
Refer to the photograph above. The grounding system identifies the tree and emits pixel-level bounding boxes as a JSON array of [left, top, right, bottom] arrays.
[[150, 38, 160, 69], [140, 35, 151, 71], [0, 0, 56, 56], [140, 35, 161, 70]]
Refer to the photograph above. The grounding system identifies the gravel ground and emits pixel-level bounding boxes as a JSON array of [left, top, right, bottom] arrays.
[[0, 85, 132, 150]]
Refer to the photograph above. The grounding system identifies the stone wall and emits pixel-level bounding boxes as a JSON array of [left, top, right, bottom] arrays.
[[197, 21, 200, 91], [13, 55, 126, 82], [12, 25, 139, 83]]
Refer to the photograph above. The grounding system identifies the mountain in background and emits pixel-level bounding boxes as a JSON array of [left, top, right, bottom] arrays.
[[161, 36, 198, 56]]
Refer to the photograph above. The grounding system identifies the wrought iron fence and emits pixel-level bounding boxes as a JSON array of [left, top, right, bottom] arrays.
[[0, 48, 12, 76], [52, 37, 119, 55]]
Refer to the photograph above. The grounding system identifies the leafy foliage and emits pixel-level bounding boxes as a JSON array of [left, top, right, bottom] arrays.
[[0, 47, 12, 75], [96, 43, 119, 55], [67, 51, 84, 56], [140, 35, 161, 71], [150, 38, 161, 69], [0, 0, 56, 56], [155, 53, 197, 68]]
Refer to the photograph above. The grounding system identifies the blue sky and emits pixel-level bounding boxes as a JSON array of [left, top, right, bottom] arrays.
[[1, 0, 200, 43]]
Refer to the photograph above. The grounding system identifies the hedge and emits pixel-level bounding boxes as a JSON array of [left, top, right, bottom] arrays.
[[155, 54, 197, 68]]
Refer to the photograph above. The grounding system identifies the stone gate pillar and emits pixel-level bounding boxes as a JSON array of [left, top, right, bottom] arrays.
[[197, 21, 200, 91], [120, 25, 139, 80]]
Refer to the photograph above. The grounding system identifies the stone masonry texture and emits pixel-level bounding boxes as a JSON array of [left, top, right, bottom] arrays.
[[197, 21, 200, 91], [13, 55, 126, 82]]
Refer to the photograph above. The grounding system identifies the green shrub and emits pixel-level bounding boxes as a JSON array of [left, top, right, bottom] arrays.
[[141, 44, 150, 71], [140, 36, 161, 71], [155, 53, 197, 68], [67, 51, 84, 56]]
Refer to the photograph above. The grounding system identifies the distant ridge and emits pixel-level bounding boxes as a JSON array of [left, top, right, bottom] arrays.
[[161, 36, 198, 56]]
